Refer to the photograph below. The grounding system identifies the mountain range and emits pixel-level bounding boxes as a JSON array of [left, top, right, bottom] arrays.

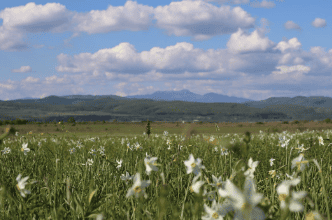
[[1, 89, 332, 123]]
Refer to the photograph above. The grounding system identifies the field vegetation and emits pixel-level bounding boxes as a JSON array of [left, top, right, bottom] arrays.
[[0, 118, 331, 219]]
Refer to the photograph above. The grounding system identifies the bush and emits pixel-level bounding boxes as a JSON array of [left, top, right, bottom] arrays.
[[292, 120, 300, 124], [324, 118, 331, 123], [67, 117, 76, 123], [282, 121, 289, 124], [256, 122, 264, 125]]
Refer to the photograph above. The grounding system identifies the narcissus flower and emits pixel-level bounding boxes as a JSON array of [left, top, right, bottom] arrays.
[[126, 173, 151, 198], [184, 154, 205, 176]]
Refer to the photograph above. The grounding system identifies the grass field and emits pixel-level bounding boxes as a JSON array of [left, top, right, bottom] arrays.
[[0, 119, 331, 219]]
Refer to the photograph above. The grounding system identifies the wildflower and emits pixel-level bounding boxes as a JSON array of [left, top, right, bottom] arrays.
[[291, 154, 309, 172], [220, 147, 228, 156], [89, 149, 97, 156], [21, 143, 30, 155], [218, 177, 265, 220], [276, 177, 307, 212], [285, 171, 296, 180], [16, 174, 31, 198], [209, 175, 225, 189], [269, 158, 275, 166], [184, 154, 205, 176], [120, 171, 133, 185], [126, 143, 133, 152], [98, 146, 105, 154], [1, 147, 11, 155], [164, 131, 169, 136], [96, 214, 104, 220], [15, 132, 19, 136], [134, 142, 142, 150], [244, 157, 259, 179], [126, 173, 151, 199], [202, 200, 224, 220], [116, 159, 123, 170], [190, 173, 205, 194], [69, 147, 76, 154], [144, 156, 159, 175], [295, 144, 310, 153], [318, 136, 324, 146], [268, 170, 276, 178], [81, 159, 94, 166]]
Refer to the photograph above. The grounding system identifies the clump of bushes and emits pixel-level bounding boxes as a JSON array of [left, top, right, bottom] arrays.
[[324, 118, 331, 123], [256, 122, 264, 125], [291, 120, 300, 124], [281, 121, 289, 124]]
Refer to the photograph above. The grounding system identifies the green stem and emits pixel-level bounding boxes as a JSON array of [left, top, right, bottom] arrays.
[[180, 175, 192, 219]]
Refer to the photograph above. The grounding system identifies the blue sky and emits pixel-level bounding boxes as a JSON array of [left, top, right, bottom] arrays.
[[0, 0, 330, 101]]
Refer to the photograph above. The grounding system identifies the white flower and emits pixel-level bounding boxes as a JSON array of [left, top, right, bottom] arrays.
[[69, 147, 76, 154], [318, 136, 324, 146], [21, 143, 30, 155], [164, 131, 169, 136], [202, 200, 224, 220], [1, 147, 11, 155], [120, 171, 133, 184], [126, 173, 151, 198], [218, 177, 265, 220], [184, 154, 205, 176], [96, 213, 104, 220], [86, 159, 94, 166], [220, 147, 229, 156], [116, 159, 123, 170], [295, 144, 310, 153], [134, 142, 142, 150], [209, 175, 225, 189], [276, 177, 306, 212], [144, 156, 159, 175], [244, 157, 259, 179], [16, 174, 31, 198], [269, 158, 275, 166], [190, 173, 205, 194], [89, 149, 97, 156], [291, 154, 309, 172]]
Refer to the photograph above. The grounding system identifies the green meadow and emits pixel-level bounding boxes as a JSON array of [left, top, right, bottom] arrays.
[[0, 119, 331, 219]]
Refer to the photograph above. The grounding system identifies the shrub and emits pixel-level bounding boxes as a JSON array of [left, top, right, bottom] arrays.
[[282, 121, 289, 124], [67, 117, 76, 123], [324, 118, 331, 123], [292, 120, 300, 124], [256, 122, 264, 125]]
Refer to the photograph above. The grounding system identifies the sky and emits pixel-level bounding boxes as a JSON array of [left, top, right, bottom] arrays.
[[0, 0, 331, 102]]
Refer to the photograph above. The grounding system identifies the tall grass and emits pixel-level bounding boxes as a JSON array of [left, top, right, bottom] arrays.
[[0, 123, 330, 219]]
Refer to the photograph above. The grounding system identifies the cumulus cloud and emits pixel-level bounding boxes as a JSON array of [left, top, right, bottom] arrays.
[[311, 18, 327, 28], [284, 21, 302, 31], [11, 66, 32, 73], [0, 0, 331, 101]]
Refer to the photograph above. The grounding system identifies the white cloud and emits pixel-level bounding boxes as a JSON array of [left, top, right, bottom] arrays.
[[0, 1, 331, 101], [311, 18, 327, 28], [284, 21, 302, 31], [11, 66, 32, 73], [250, 0, 276, 8]]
